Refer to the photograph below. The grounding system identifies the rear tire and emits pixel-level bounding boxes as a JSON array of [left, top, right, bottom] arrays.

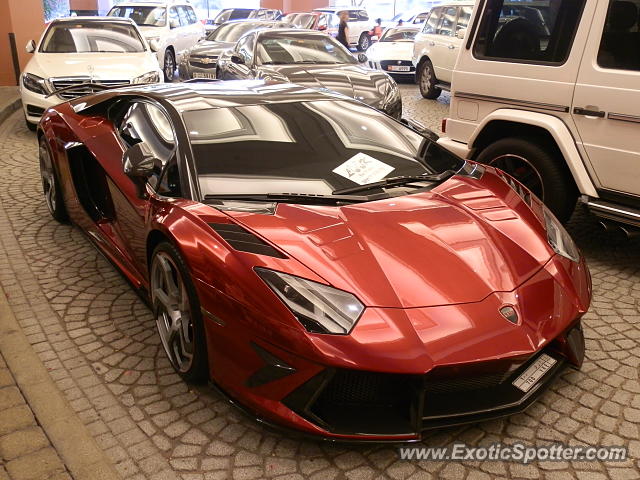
[[38, 136, 67, 223], [163, 49, 176, 82], [150, 242, 209, 383], [475, 137, 578, 223], [417, 59, 441, 99]]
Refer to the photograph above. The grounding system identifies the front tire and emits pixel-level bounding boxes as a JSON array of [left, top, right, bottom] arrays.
[[358, 33, 371, 51], [417, 59, 441, 99], [38, 136, 67, 222], [150, 242, 208, 383], [163, 49, 176, 82], [475, 137, 578, 223]]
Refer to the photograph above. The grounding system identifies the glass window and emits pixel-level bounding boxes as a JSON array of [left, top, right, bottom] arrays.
[[108, 6, 166, 27], [456, 6, 473, 35], [186, 7, 198, 24], [177, 7, 190, 27], [380, 28, 419, 42], [473, 0, 586, 64], [256, 33, 356, 65], [423, 8, 441, 34], [169, 7, 180, 28], [597, 0, 640, 71], [40, 22, 145, 53], [437, 7, 457, 36]]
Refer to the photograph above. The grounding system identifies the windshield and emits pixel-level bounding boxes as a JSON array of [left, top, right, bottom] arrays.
[[214, 9, 252, 24], [381, 28, 418, 41], [286, 13, 315, 28], [184, 100, 463, 198], [108, 6, 166, 27], [207, 22, 266, 42], [40, 22, 145, 53], [257, 34, 356, 65]]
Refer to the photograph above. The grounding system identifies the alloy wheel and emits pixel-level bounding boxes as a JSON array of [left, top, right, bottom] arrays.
[[151, 251, 194, 373], [39, 142, 57, 215], [164, 51, 176, 82], [488, 153, 545, 199]]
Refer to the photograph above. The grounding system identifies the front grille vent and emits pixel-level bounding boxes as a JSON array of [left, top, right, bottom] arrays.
[[208, 223, 286, 258], [51, 78, 130, 99]]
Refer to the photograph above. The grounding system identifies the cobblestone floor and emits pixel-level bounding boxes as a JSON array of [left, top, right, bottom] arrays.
[[0, 86, 639, 480]]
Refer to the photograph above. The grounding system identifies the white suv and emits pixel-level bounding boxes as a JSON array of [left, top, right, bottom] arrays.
[[108, 0, 205, 81], [439, 0, 640, 228], [412, 3, 474, 99], [313, 7, 373, 50]]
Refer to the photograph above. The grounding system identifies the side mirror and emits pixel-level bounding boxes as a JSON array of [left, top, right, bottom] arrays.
[[25, 40, 36, 53], [318, 25, 327, 31], [230, 54, 245, 65], [148, 39, 159, 52], [357, 53, 367, 63], [123, 142, 157, 197], [170, 19, 180, 29], [456, 28, 467, 40]]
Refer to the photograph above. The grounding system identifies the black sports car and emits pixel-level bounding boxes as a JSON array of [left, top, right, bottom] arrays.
[[179, 20, 292, 80], [216, 29, 402, 119]]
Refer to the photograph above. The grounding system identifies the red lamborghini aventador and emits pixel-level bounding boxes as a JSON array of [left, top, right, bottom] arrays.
[[37, 81, 591, 442]]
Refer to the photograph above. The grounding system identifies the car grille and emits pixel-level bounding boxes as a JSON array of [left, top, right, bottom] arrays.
[[51, 78, 130, 99], [189, 55, 218, 69]]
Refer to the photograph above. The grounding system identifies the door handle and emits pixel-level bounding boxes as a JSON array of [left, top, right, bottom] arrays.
[[573, 107, 605, 118]]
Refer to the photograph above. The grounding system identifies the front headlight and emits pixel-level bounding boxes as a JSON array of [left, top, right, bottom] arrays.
[[133, 71, 160, 84], [543, 207, 580, 262], [256, 268, 364, 334], [22, 73, 48, 95]]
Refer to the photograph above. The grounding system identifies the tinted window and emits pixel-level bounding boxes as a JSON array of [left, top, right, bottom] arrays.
[[381, 28, 419, 42], [119, 102, 179, 195], [184, 100, 463, 197], [457, 6, 473, 35], [598, 0, 640, 71], [40, 22, 145, 53], [207, 22, 266, 42], [437, 7, 457, 36], [108, 6, 166, 27], [423, 8, 441, 34], [236, 35, 255, 63], [256, 33, 356, 65], [473, 0, 585, 64]]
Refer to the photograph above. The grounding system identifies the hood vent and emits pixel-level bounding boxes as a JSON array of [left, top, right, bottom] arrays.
[[209, 223, 287, 258]]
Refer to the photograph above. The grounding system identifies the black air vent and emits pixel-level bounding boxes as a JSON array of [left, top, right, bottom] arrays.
[[209, 223, 287, 258]]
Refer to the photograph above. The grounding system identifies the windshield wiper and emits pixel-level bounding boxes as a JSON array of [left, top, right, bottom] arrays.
[[332, 170, 457, 196], [204, 192, 376, 205]]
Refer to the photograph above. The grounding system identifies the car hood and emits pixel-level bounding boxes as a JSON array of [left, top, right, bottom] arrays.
[[366, 42, 414, 61], [189, 40, 234, 56], [224, 173, 554, 308], [259, 63, 391, 107], [27, 52, 159, 80]]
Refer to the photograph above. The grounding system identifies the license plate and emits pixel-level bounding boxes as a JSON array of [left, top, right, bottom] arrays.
[[388, 65, 410, 72], [193, 72, 216, 79], [512, 354, 557, 392]]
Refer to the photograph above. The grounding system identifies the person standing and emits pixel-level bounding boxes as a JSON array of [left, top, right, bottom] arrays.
[[370, 18, 383, 41], [336, 11, 350, 49]]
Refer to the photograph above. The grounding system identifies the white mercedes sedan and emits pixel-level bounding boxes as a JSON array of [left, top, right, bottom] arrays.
[[365, 26, 420, 79], [20, 16, 162, 130]]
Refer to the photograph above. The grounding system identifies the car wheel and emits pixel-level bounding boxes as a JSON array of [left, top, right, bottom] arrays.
[[418, 59, 441, 99], [150, 242, 208, 383], [163, 49, 176, 82], [38, 135, 67, 222], [475, 137, 578, 223], [358, 33, 371, 51]]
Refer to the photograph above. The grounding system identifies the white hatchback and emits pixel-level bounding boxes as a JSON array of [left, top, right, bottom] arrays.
[[108, 1, 205, 81], [20, 17, 162, 130]]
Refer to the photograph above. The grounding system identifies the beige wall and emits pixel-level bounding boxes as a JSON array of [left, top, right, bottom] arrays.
[[0, 0, 46, 86]]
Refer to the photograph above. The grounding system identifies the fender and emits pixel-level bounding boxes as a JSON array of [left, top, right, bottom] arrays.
[[467, 109, 598, 198]]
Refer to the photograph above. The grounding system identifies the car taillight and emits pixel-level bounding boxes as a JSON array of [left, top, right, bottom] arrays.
[[441, 118, 447, 133]]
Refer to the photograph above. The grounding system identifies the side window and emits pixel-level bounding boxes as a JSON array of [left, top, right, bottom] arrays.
[[185, 7, 197, 24], [236, 35, 255, 64], [423, 8, 441, 34], [177, 7, 190, 26], [358, 11, 369, 21], [597, 0, 640, 71], [456, 6, 473, 36], [437, 7, 457, 36], [473, 0, 586, 64], [118, 102, 180, 196], [169, 7, 179, 28]]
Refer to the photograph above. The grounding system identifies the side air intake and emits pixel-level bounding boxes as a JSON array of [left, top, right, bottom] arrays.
[[208, 223, 287, 258]]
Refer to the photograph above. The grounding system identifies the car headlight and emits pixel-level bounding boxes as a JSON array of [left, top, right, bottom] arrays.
[[543, 207, 580, 262], [133, 71, 160, 84], [256, 268, 364, 334], [22, 73, 48, 95]]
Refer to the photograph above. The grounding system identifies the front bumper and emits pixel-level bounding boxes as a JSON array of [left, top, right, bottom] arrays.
[[20, 87, 64, 125]]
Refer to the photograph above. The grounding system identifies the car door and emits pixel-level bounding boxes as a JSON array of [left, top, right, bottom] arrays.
[[571, 0, 640, 196], [111, 100, 180, 271], [432, 6, 459, 82], [414, 8, 441, 66]]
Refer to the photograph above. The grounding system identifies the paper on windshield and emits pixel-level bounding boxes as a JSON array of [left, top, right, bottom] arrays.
[[332, 153, 395, 185]]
